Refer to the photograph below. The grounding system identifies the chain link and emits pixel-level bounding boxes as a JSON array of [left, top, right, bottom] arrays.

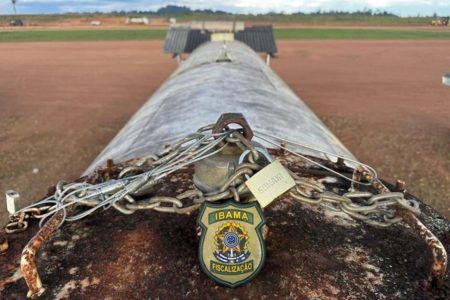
[[5, 205, 56, 233]]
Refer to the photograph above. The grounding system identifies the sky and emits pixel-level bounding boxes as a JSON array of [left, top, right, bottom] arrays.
[[1, 0, 450, 17]]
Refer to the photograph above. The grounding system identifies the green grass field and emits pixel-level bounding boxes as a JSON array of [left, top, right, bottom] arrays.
[[0, 29, 167, 42], [1, 28, 450, 42], [274, 28, 450, 39]]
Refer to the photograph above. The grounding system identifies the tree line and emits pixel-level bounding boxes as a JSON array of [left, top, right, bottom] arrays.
[[103, 5, 440, 18]]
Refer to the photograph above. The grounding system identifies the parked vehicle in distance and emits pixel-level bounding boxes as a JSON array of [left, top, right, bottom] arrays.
[[9, 19, 23, 26]]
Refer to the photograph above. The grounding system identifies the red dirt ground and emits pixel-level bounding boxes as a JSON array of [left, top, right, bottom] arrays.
[[0, 40, 449, 224]]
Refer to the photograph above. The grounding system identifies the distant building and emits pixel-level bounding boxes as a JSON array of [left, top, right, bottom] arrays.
[[185, 21, 244, 32], [126, 17, 149, 25]]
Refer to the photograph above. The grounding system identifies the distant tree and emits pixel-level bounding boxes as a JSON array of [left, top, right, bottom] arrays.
[[11, 0, 18, 15], [215, 10, 227, 15], [157, 5, 191, 15]]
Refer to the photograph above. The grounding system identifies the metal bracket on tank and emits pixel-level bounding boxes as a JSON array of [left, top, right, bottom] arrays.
[[193, 113, 254, 193]]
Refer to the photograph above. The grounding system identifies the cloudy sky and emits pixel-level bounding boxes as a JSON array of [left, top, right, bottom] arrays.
[[1, 0, 449, 17]]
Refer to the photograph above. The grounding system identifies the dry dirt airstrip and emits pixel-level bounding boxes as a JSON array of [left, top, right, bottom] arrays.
[[0, 40, 449, 224]]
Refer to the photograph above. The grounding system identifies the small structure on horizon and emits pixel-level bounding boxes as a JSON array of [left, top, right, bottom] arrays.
[[443, 73, 450, 86], [90, 20, 102, 26], [126, 16, 149, 25], [185, 21, 245, 32]]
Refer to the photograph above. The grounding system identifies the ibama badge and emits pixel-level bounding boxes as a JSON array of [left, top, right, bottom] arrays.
[[197, 201, 266, 288]]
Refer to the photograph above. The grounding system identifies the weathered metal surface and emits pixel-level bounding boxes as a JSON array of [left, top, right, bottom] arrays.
[[184, 30, 212, 53], [1, 155, 449, 299], [163, 27, 190, 54], [164, 28, 212, 54], [86, 41, 353, 175], [235, 26, 278, 54]]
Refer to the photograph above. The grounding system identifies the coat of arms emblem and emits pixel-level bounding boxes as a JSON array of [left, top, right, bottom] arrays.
[[197, 201, 266, 287]]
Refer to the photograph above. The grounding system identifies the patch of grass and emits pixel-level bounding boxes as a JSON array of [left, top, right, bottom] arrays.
[[274, 28, 450, 39], [1, 28, 450, 43], [0, 29, 167, 42]]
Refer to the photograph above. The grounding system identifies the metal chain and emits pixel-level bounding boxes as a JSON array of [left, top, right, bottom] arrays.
[[4, 126, 252, 230], [288, 176, 420, 228], [5, 125, 421, 232]]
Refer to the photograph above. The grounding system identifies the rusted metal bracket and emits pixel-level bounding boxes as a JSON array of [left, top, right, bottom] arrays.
[[21, 207, 71, 298], [398, 207, 448, 287], [212, 113, 253, 142], [0, 232, 8, 255]]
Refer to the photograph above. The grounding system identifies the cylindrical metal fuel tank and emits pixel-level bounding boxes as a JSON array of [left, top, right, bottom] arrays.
[[86, 41, 353, 174]]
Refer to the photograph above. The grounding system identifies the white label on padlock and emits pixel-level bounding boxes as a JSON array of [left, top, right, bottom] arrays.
[[245, 160, 295, 208]]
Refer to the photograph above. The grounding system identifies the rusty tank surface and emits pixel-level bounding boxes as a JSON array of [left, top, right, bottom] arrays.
[[1, 39, 449, 299]]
